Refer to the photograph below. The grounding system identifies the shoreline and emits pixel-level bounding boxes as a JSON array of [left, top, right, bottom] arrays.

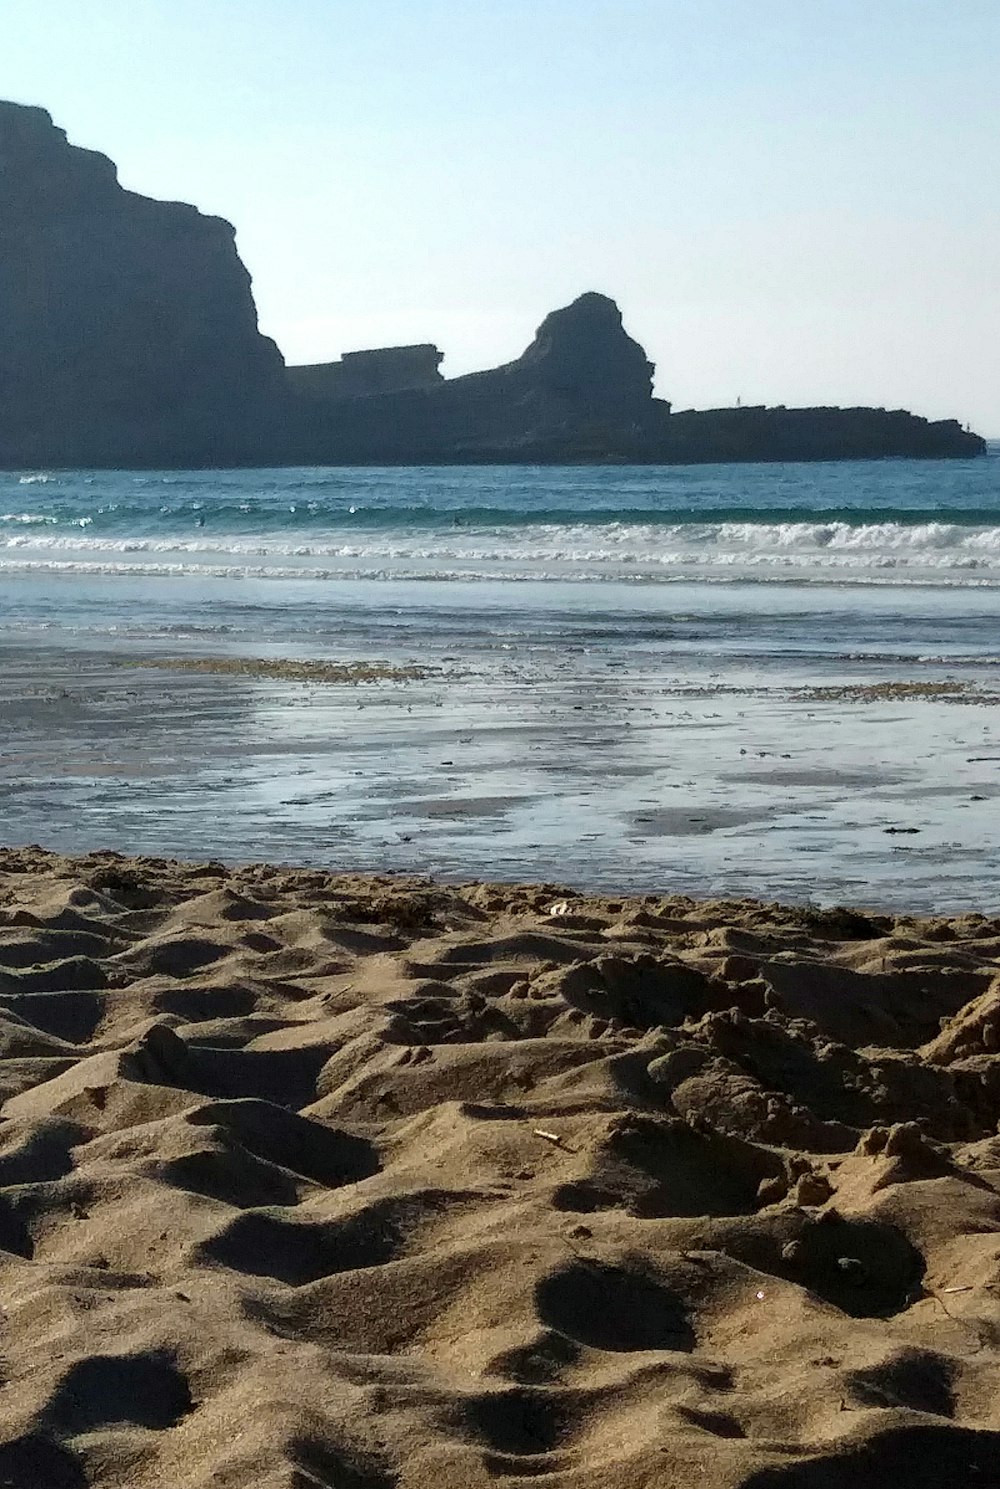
[[3, 841, 993, 925], [0, 844, 998, 1485]]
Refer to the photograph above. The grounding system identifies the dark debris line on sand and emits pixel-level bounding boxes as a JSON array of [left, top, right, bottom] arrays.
[[114, 656, 437, 684]]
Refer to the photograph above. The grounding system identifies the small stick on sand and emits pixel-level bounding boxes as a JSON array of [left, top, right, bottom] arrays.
[[534, 1128, 571, 1150]]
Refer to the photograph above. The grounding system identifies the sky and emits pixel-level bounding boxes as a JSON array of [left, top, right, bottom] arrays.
[[2, 0, 998, 432]]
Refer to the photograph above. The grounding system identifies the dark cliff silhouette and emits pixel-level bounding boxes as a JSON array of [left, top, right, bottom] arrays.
[[0, 101, 287, 467], [0, 101, 986, 469], [289, 292, 677, 463], [288, 345, 444, 401]]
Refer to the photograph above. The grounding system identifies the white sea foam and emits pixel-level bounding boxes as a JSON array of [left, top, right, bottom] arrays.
[[5, 521, 1000, 565], [2, 557, 1000, 590], [4, 518, 1000, 581]]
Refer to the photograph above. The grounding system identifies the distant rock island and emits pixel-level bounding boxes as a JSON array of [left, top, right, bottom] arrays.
[[0, 101, 986, 469]]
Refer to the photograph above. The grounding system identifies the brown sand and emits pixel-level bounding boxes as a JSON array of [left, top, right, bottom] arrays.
[[1, 847, 999, 1487]]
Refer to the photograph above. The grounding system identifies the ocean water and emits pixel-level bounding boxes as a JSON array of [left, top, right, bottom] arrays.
[[4, 456, 1000, 586], [2, 452, 1000, 909]]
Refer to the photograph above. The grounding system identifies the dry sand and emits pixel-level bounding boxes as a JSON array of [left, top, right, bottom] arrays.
[[1, 847, 999, 1486]]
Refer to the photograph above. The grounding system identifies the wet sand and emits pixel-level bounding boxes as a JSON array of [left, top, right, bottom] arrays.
[[1, 643, 999, 911], [0, 845, 999, 1486]]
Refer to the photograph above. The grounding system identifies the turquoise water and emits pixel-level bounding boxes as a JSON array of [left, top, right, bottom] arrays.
[[2, 453, 999, 587]]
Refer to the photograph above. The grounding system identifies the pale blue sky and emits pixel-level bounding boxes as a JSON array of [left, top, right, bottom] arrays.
[[2, 0, 998, 430]]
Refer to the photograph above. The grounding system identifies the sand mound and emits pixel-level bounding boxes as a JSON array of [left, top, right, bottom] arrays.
[[0, 847, 999, 1487]]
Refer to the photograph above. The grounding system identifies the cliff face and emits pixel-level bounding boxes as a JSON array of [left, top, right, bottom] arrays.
[[0, 101, 286, 467]]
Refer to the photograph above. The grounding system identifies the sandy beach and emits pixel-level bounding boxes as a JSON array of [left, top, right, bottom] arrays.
[[3, 466, 1000, 1485], [0, 845, 998, 1485], [2, 4, 999, 1481]]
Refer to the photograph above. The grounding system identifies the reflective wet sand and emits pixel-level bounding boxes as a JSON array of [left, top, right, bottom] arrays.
[[2, 635, 998, 911]]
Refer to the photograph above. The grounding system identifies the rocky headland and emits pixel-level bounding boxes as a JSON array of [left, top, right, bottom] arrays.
[[0, 101, 287, 468], [0, 101, 986, 468]]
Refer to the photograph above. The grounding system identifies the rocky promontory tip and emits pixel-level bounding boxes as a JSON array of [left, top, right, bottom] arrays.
[[0, 99, 987, 468]]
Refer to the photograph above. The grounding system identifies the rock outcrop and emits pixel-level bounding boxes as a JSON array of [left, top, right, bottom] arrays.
[[288, 345, 444, 401], [0, 99, 987, 468], [0, 101, 286, 467], [290, 292, 672, 463], [514, 290, 656, 412], [662, 404, 985, 463], [291, 295, 985, 463]]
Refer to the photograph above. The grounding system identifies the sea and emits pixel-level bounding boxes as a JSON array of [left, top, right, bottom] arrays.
[[2, 449, 1000, 912]]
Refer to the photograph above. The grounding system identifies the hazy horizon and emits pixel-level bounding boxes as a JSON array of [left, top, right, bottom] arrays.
[[3, 0, 998, 434]]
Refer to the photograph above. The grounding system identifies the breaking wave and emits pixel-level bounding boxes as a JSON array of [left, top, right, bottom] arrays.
[[5, 519, 1000, 584], [2, 454, 999, 585]]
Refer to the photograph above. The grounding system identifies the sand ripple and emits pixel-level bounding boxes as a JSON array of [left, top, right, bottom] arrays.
[[1, 847, 999, 1486]]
